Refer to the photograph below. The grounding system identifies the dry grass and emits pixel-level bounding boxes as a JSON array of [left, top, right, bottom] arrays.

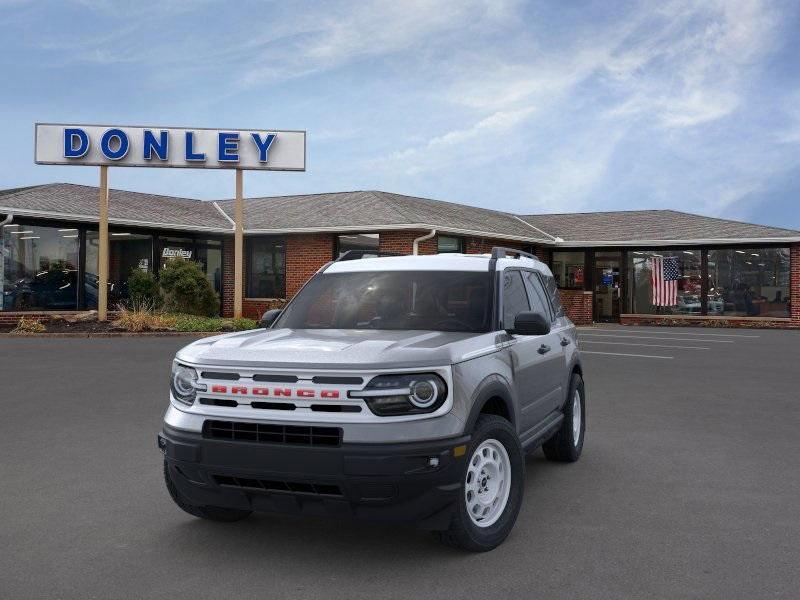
[[113, 301, 176, 332], [11, 317, 46, 334]]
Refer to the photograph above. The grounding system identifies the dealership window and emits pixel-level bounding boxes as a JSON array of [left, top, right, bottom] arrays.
[[1, 223, 80, 311], [85, 230, 154, 308], [707, 248, 790, 318], [628, 249, 702, 315], [196, 240, 223, 295], [437, 235, 464, 254], [337, 233, 379, 257], [247, 236, 285, 298], [551, 251, 585, 289]]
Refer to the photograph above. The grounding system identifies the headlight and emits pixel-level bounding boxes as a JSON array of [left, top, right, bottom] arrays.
[[170, 362, 205, 405], [350, 373, 447, 416]]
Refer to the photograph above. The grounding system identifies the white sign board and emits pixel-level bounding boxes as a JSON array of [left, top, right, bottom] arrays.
[[34, 123, 306, 171]]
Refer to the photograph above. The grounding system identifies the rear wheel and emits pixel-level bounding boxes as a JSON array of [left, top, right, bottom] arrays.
[[542, 373, 585, 462], [435, 414, 524, 552], [163, 460, 251, 522]]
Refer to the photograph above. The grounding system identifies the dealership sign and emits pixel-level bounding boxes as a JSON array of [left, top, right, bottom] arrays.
[[34, 123, 306, 171]]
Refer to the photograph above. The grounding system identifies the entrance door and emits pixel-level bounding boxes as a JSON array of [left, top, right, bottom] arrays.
[[593, 251, 622, 322]]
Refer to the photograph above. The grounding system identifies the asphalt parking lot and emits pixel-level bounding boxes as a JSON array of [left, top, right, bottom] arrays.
[[1, 326, 799, 600]]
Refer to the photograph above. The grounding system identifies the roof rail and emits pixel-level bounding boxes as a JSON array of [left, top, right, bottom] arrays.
[[335, 249, 405, 262], [490, 246, 539, 261]]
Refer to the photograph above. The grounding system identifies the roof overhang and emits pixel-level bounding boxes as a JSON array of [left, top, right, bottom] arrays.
[[549, 237, 800, 246]]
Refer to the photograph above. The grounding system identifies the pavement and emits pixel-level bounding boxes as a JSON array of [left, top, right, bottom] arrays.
[[1, 326, 799, 599]]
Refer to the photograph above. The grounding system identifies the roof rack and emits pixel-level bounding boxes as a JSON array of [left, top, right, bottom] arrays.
[[490, 247, 539, 261], [335, 250, 405, 262]]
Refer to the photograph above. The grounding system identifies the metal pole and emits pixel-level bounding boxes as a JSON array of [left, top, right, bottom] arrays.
[[98, 166, 109, 321], [234, 169, 244, 319]]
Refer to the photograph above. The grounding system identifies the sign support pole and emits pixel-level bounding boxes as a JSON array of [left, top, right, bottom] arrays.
[[234, 168, 244, 319], [98, 166, 109, 321]]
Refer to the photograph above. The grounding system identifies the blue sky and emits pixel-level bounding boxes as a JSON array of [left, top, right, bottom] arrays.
[[1, 0, 799, 228]]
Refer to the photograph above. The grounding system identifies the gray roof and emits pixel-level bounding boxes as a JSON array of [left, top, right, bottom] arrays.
[[520, 210, 800, 244], [215, 190, 546, 241], [0, 183, 230, 232], [1, 183, 798, 244]]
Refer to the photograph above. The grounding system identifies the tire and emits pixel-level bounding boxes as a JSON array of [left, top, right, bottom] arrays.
[[542, 373, 585, 463], [435, 414, 524, 552], [163, 460, 252, 522]]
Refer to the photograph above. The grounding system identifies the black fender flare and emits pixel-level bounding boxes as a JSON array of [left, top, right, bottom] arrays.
[[463, 374, 518, 433]]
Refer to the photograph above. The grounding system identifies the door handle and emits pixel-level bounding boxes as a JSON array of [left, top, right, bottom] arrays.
[[560, 337, 571, 346], [538, 344, 551, 354]]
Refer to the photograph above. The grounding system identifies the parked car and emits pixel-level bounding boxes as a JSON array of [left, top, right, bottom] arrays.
[[159, 248, 585, 551]]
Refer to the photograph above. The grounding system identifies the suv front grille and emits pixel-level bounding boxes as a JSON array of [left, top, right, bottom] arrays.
[[203, 420, 342, 447], [213, 475, 343, 497]]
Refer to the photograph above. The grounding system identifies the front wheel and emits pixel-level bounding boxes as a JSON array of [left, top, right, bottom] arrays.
[[435, 414, 524, 552], [542, 373, 585, 462]]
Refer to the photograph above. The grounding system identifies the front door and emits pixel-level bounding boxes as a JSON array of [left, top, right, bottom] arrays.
[[594, 251, 622, 322]]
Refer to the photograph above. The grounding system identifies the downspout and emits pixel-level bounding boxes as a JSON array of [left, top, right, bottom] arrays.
[[0, 213, 12, 226], [412, 229, 437, 255]]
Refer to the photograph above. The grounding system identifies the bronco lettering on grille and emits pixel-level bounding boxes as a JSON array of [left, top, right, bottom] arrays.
[[209, 385, 340, 399]]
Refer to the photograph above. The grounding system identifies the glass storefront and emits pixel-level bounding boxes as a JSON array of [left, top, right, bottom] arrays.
[[551, 251, 585, 289], [85, 230, 154, 308], [1, 223, 80, 310], [196, 240, 223, 295], [247, 236, 285, 298], [707, 248, 790, 318], [629, 249, 702, 315]]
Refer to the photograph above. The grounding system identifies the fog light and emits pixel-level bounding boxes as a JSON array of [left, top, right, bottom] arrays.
[[428, 457, 439, 468]]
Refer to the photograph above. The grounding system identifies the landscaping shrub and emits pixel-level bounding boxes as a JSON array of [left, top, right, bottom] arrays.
[[114, 304, 174, 332], [158, 259, 219, 316], [232, 317, 258, 331], [127, 269, 162, 308], [11, 317, 45, 334]]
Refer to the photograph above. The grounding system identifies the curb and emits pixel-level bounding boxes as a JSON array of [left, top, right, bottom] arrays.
[[0, 332, 223, 339]]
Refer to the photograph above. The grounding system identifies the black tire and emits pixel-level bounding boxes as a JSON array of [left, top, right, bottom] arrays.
[[163, 460, 252, 522], [435, 414, 524, 552], [542, 373, 585, 462]]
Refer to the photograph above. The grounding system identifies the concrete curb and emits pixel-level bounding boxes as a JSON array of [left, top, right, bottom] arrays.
[[0, 332, 222, 339]]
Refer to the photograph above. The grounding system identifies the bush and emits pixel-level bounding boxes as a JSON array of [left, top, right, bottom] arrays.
[[127, 269, 162, 308], [114, 303, 173, 332], [11, 316, 46, 334], [232, 317, 258, 331], [158, 259, 219, 317]]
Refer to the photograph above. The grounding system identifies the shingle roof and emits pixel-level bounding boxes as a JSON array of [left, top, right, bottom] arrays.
[[215, 190, 547, 241], [0, 183, 230, 232], [520, 210, 800, 243]]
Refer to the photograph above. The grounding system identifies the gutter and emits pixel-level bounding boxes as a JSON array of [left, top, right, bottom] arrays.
[[0, 213, 12, 226], [552, 237, 800, 246], [212, 201, 236, 230], [412, 229, 436, 255]]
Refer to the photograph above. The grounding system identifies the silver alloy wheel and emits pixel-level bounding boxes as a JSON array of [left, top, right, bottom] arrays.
[[464, 439, 511, 528], [572, 389, 582, 446]]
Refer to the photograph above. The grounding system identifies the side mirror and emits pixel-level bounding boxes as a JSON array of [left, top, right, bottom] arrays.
[[510, 311, 550, 336], [259, 309, 283, 329]]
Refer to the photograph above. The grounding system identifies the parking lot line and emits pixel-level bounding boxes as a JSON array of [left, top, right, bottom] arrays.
[[580, 333, 734, 343], [579, 340, 710, 350], [591, 328, 759, 338], [580, 350, 674, 359]]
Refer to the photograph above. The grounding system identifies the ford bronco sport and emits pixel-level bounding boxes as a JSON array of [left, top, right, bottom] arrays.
[[159, 247, 585, 551]]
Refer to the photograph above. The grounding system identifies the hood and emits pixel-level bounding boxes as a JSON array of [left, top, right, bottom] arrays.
[[176, 328, 496, 370]]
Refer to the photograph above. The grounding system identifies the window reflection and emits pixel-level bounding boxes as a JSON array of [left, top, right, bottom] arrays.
[[707, 248, 790, 318], [551, 251, 585, 289], [629, 250, 702, 314]]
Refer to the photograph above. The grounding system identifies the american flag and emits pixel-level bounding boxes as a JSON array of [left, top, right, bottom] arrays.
[[651, 256, 679, 306]]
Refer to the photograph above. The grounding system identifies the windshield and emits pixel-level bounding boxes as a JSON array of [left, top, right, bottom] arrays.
[[275, 270, 492, 332]]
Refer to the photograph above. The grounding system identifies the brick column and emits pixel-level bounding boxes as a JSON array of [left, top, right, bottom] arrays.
[[791, 244, 800, 325], [221, 237, 235, 317]]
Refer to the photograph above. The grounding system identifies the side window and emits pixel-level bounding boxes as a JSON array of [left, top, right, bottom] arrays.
[[542, 273, 565, 318], [522, 271, 552, 320], [502, 270, 531, 330]]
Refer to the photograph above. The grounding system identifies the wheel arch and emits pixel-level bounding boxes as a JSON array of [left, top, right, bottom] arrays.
[[464, 376, 517, 433]]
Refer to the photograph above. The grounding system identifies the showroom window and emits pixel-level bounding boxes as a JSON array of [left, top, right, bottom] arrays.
[[629, 249, 702, 315], [551, 251, 585, 289], [196, 240, 223, 295], [437, 235, 464, 254], [85, 230, 154, 309], [707, 248, 790, 318], [247, 236, 285, 298], [1, 223, 80, 311], [337, 233, 378, 257]]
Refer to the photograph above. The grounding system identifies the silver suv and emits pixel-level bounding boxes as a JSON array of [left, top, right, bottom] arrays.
[[159, 248, 585, 551]]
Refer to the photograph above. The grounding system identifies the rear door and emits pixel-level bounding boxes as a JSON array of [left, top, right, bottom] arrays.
[[523, 270, 568, 413], [501, 269, 560, 435]]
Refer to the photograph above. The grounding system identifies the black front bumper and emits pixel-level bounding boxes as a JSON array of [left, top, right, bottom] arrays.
[[159, 425, 470, 530]]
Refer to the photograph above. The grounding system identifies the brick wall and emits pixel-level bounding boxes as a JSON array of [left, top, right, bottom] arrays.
[[221, 237, 235, 317], [559, 290, 593, 325], [285, 233, 335, 297]]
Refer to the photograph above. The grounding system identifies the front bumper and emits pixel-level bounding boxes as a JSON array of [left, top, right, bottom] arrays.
[[159, 424, 470, 530]]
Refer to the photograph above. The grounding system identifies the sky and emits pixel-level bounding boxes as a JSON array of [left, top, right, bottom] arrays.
[[1, 0, 799, 229]]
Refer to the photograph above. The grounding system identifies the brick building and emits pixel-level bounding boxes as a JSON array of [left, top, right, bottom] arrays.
[[2, 183, 799, 328]]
